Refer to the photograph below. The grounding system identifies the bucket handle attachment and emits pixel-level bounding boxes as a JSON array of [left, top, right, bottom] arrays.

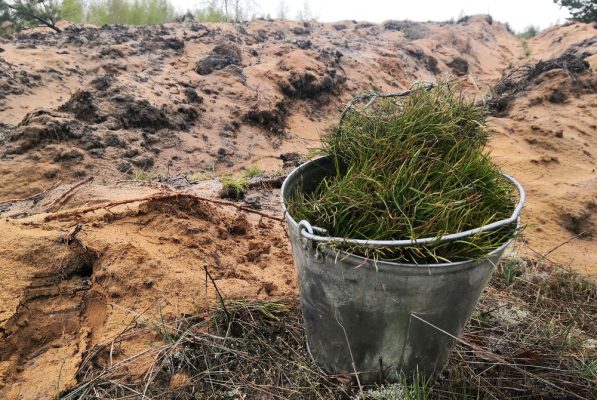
[[297, 220, 326, 262], [297, 173, 525, 248]]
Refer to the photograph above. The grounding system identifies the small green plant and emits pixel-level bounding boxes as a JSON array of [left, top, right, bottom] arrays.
[[133, 169, 157, 181], [522, 40, 532, 58], [139, 304, 177, 345], [243, 164, 263, 179], [501, 262, 521, 285], [574, 358, 597, 380], [499, 253, 527, 285], [221, 176, 248, 199], [399, 369, 432, 400]]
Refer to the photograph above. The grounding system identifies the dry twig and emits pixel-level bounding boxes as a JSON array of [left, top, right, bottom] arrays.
[[44, 192, 283, 222], [45, 177, 94, 212], [0, 180, 62, 206]]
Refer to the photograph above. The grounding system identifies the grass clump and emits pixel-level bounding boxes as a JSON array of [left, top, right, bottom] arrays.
[[132, 168, 157, 181], [186, 171, 212, 184], [220, 176, 248, 200], [287, 84, 518, 263], [522, 40, 532, 58], [243, 164, 263, 178]]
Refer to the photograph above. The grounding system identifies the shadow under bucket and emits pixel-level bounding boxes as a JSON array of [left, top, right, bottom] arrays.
[[281, 156, 525, 384]]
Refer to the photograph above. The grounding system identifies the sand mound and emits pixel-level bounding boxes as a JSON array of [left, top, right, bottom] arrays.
[[0, 188, 293, 397], [487, 36, 597, 273], [0, 17, 596, 397]]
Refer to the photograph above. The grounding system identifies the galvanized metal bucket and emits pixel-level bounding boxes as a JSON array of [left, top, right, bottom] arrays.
[[281, 156, 525, 383]]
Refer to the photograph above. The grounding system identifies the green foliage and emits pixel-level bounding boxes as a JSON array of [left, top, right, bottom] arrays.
[[554, 0, 597, 23], [287, 84, 518, 263], [86, 0, 175, 26], [221, 176, 248, 199], [498, 253, 527, 285], [194, 0, 256, 22], [243, 164, 262, 178], [0, 0, 61, 33], [522, 39, 532, 57], [517, 25, 539, 39], [60, 0, 82, 22], [574, 358, 597, 380], [195, 0, 226, 22]]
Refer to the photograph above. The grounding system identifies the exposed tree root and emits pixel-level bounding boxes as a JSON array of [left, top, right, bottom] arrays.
[[43, 192, 284, 222]]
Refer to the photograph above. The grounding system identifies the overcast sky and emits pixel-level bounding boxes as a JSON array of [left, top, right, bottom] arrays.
[[173, 0, 571, 32]]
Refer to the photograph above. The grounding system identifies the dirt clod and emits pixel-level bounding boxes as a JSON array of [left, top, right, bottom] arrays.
[[59, 90, 105, 123], [447, 57, 469, 76], [244, 100, 287, 133], [195, 43, 242, 75], [116, 99, 171, 130]]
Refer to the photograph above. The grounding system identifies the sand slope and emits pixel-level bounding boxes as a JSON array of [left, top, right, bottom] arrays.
[[0, 16, 595, 398]]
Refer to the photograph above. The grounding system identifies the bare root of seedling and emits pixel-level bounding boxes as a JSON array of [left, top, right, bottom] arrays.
[[486, 53, 590, 116]]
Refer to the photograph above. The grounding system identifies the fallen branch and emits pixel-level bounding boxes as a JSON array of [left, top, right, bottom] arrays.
[[44, 192, 284, 222], [45, 177, 94, 212], [0, 180, 62, 206]]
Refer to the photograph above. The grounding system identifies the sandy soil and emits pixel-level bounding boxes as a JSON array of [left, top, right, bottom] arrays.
[[0, 16, 595, 398]]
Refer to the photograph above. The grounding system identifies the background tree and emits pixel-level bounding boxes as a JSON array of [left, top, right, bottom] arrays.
[[276, 0, 288, 20], [295, 0, 313, 21], [195, 0, 226, 22], [518, 25, 539, 39], [553, 0, 596, 23], [86, 0, 175, 25], [231, 0, 256, 22], [0, 0, 62, 32], [60, 0, 82, 22]]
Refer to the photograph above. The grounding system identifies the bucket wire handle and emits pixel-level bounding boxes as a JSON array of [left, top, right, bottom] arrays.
[[297, 173, 525, 248]]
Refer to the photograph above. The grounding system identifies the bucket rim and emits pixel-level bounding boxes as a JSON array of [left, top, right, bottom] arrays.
[[284, 211, 514, 269], [281, 156, 523, 268]]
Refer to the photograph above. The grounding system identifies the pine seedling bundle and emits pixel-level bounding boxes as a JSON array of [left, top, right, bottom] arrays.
[[287, 84, 517, 263]]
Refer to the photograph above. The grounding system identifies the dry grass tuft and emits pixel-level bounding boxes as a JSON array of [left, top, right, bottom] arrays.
[[61, 256, 596, 400]]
